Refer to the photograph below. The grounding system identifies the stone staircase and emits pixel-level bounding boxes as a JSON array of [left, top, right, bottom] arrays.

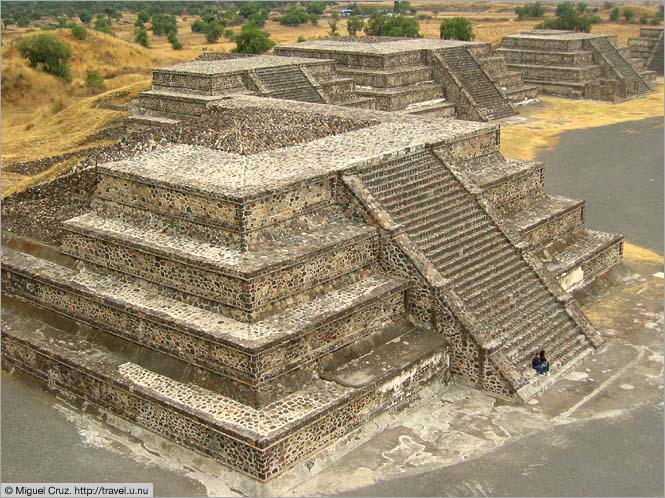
[[628, 27, 664, 77], [253, 65, 325, 103], [1, 143, 448, 481], [477, 54, 539, 104], [354, 149, 599, 397], [460, 152, 624, 294], [435, 47, 517, 121], [588, 37, 651, 95]]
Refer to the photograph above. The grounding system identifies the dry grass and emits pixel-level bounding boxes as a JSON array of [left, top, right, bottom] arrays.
[[500, 83, 665, 161]]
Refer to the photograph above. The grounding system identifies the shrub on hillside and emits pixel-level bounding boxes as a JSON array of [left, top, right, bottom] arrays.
[[640, 14, 649, 24], [515, 2, 544, 20], [85, 71, 105, 91], [94, 17, 113, 35], [365, 13, 420, 37], [232, 23, 275, 54], [70, 25, 87, 40], [152, 14, 177, 36], [537, 10, 592, 32], [279, 7, 311, 26], [17, 33, 71, 80], [78, 10, 92, 24], [347, 16, 364, 35], [439, 17, 474, 41], [135, 28, 149, 47], [204, 23, 223, 43], [623, 9, 635, 23], [609, 7, 620, 21], [137, 11, 150, 23]]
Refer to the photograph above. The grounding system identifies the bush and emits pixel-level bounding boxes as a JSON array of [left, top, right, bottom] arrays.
[[137, 11, 150, 23], [381, 16, 420, 37], [538, 10, 591, 32], [609, 7, 620, 21], [17, 33, 71, 80], [94, 17, 113, 35], [248, 12, 267, 27], [135, 28, 149, 47], [328, 20, 339, 37], [623, 9, 635, 23], [640, 14, 649, 24], [85, 71, 105, 91], [224, 29, 235, 40], [191, 19, 206, 32], [233, 23, 275, 54], [515, 2, 545, 20], [79, 10, 92, 24], [589, 15, 602, 24], [555, 2, 575, 16], [152, 14, 177, 36], [306, 2, 326, 16], [204, 23, 223, 43], [439, 17, 474, 41], [347, 16, 364, 35], [17, 17, 30, 28], [70, 25, 87, 40], [297, 35, 306, 42], [279, 6, 309, 26], [577, 2, 588, 14]]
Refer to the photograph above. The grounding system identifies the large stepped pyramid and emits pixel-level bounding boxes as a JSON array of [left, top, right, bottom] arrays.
[[628, 27, 664, 77], [499, 30, 653, 101], [2, 107, 614, 480], [274, 38, 521, 122]]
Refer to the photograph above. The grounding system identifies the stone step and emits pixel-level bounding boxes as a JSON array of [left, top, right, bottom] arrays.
[[412, 207, 486, 250], [453, 247, 521, 291], [355, 81, 444, 111], [1, 312, 444, 481], [501, 305, 569, 358], [516, 346, 593, 402], [511, 316, 581, 369], [61, 212, 378, 320], [472, 271, 544, 320], [381, 174, 459, 209], [545, 229, 624, 292], [320, 321, 446, 389], [421, 218, 495, 260], [126, 114, 180, 127], [434, 231, 509, 276], [336, 64, 434, 88], [489, 287, 558, 344], [402, 191, 476, 237], [137, 90, 225, 116], [457, 257, 524, 300], [2, 249, 410, 404], [399, 98, 456, 118], [504, 195, 585, 248], [503, 84, 540, 104], [507, 63, 603, 82]]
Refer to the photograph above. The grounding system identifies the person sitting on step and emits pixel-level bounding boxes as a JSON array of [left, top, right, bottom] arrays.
[[532, 350, 550, 376]]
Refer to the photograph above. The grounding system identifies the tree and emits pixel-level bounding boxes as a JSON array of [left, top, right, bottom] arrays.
[[577, 2, 588, 14], [555, 2, 575, 16], [347, 16, 364, 35], [70, 25, 87, 40], [609, 7, 620, 21], [17, 34, 71, 80], [623, 9, 635, 23], [328, 19, 339, 37], [515, 2, 544, 20], [204, 23, 223, 43], [306, 2, 326, 16], [78, 10, 92, 24], [152, 14, 177, 36], [381, 16, 420, 37], [364, 12, 386, 35], [440, 17, 474, 41], [639, 14, 649, 24], [279, 6, 310, 26], [248, 12, 266, 27], [135, 28, 149, 47], [94, 17, 113, 35], [233, 23, 275, 54], [538, 10, 592, 32], [137, 11, 150, 23]]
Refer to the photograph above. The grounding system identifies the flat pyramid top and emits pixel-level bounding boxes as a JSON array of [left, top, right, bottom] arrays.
[[505, 30, 610, 40], [155, 55, 331, 75], [281, 38, 480, 54], [101, 118, 493, 199]]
